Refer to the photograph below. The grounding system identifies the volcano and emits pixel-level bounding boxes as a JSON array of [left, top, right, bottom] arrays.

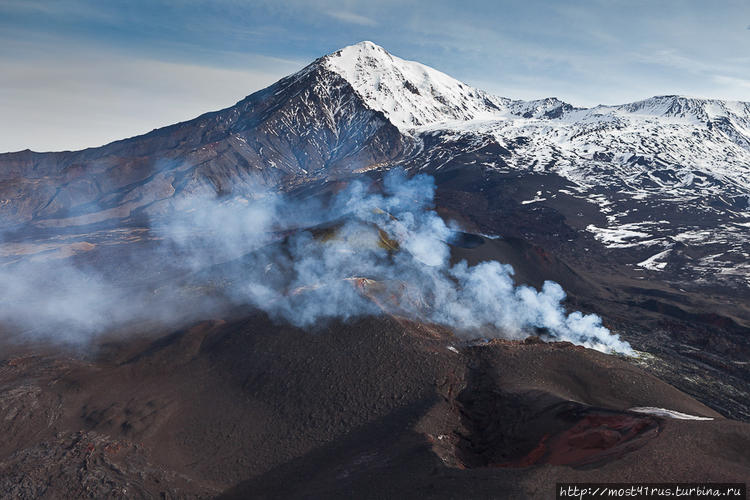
[[0, 42, 749, 498]]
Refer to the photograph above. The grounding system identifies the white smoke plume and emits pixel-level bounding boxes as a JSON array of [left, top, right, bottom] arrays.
[[0, 169, 632, 355], [155, 169, 633, 354]]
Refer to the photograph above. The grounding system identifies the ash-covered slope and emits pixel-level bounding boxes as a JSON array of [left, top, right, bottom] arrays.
[[1, 315, 747, 499]]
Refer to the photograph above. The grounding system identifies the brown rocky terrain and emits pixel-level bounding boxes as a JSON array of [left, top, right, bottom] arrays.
[[1, 313, 747, 499]]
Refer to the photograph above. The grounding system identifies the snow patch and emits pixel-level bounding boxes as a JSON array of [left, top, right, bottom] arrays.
[[586, 224, 651, 247], [628, 407, 714, 421], [637, 248, 672, 271]]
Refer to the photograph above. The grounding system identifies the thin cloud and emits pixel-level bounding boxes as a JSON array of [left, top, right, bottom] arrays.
[[325, 10, 377, 26], [0, 0, 115, 21], [714, 75, 750, 90], [0, 41, 299, 152]]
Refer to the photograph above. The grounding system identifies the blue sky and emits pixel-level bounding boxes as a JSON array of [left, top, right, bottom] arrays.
[[1, 0, 749, 152]]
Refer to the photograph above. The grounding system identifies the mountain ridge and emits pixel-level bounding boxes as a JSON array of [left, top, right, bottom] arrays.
[[7, 41, 749, 157], [0, 41, 748, 293]]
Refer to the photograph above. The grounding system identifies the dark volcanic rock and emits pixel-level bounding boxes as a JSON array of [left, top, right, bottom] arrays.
[[0, 316, 747, 499]]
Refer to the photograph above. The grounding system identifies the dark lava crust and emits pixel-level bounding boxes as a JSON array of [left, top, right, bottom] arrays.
[[1, 314, 748, 499]]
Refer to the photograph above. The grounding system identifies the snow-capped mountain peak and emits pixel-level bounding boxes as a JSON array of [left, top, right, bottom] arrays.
[[322, 41, 508, 130], [321, 42, 750, 136]]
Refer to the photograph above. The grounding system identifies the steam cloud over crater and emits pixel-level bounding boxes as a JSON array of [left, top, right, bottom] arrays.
[[158, 170, 633, 354], [0, 169, 631, 354]]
